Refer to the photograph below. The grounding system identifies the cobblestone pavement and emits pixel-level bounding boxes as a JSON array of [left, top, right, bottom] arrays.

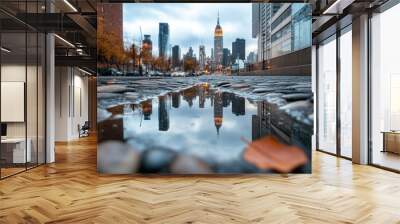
[[97, 75, 313, 127]]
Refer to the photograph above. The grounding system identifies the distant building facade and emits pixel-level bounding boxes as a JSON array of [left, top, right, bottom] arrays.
[[222, 48, 231, 67], [158, 23, 170, 58], [199, 45, 206, 71], [247, 52, 257, 64], [172, 45, 181, 68], [232, 38, 246, 62], [142, 35, 152, 57], [186, 47, 194, 58]]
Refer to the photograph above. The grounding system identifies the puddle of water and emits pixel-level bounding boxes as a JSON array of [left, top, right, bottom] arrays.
[[98, 84, 309, 174]]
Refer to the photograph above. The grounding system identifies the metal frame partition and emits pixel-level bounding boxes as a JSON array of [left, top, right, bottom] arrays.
[[315, 0, 400, 173], [367, 0, 400, 173], [315, 17, 353, 160], [0, 0, 47, 180]]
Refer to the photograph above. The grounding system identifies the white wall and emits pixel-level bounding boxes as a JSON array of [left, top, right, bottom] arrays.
[[1, 65, 42, 138], [1, 63, 46, 164], [54, 66, 89, 141]]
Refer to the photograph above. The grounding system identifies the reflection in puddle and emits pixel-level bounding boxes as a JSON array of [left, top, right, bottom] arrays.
[[98, 84, 309, 174]]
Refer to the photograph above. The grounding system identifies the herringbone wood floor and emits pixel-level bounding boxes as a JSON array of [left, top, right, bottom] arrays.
[[1, 135, 400, 224]]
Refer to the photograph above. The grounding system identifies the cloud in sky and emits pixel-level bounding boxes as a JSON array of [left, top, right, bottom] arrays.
[[123, 3, 257, 59]]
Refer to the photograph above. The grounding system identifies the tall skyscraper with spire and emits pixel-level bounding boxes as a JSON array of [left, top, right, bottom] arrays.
[[214, 11, 223, 66]]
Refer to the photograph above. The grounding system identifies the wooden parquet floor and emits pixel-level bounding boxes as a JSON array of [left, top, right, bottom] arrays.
[[1, 135, 400, 224]]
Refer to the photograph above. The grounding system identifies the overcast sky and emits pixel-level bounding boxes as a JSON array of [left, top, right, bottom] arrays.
[[123, 3, 257, 59]]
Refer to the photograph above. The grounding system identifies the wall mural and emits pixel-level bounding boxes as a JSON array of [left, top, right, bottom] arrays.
[[97, 3, 313, 174]]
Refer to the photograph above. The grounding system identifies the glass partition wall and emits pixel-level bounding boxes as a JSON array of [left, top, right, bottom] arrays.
[[370, 3, 400, 171], [317, 35, 337, 155], [339, 27, 352, 159], [316, 25, 352, 159], [0, 2, 46, 179]]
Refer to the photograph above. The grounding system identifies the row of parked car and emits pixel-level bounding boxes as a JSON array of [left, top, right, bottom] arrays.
[[99, 68, 206, 77], [171, 71, 206, 77]]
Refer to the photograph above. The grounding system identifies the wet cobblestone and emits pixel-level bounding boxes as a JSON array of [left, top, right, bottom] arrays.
[[97, 75, 313, 127]]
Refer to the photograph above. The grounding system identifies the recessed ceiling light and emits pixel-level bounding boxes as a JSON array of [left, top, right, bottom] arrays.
[[54, 34, 75, 48], [1, 47, 11, 53], [78, 67, 92, 76], [323, 0, 355, 15], [63, 0, 78, 12]]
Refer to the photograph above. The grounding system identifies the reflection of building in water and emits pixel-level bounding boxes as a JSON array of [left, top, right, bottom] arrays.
[[252, 101, 271, 141], [107, 105, 124, 116], [158, 95, 170, 131], [171, 92, 180, 108], [222, 92, 232, 108], [197, 85, 208, 109], [182, 88, 196, 108], [252, 115, 261, 141], [214, 92, 223, 135], [98, 118, 124, 142], [232, 96, 245, 116], [210, 89, 215, 107], [141, 99, 152, 120]]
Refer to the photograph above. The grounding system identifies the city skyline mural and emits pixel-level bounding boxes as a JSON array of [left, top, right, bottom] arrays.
[[97, 3, 313, 174]]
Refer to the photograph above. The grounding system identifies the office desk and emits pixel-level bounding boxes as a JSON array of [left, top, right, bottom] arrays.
[[382, 131, 400, 154], [1, 138, 31, 163]]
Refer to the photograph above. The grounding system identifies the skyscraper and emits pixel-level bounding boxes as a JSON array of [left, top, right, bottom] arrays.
[[247, 52, 257, 64], [142, 35, 153, 65], [222, 48, 231, 67], [199, 45, 206, 71], [158, 23, 169, 58], [172, 45, 181, 68], [232, 38, 246, 61], [186, 47, 194, 58], [214, 12, 223, 66]]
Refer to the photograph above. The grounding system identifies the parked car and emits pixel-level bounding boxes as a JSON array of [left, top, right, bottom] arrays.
[[171, 71, 186, 77], [125, 71, 141, 76], [99, 68, 123, 76]]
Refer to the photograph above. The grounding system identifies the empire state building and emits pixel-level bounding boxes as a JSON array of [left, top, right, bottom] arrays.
[[214, 12, 223, 66]]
